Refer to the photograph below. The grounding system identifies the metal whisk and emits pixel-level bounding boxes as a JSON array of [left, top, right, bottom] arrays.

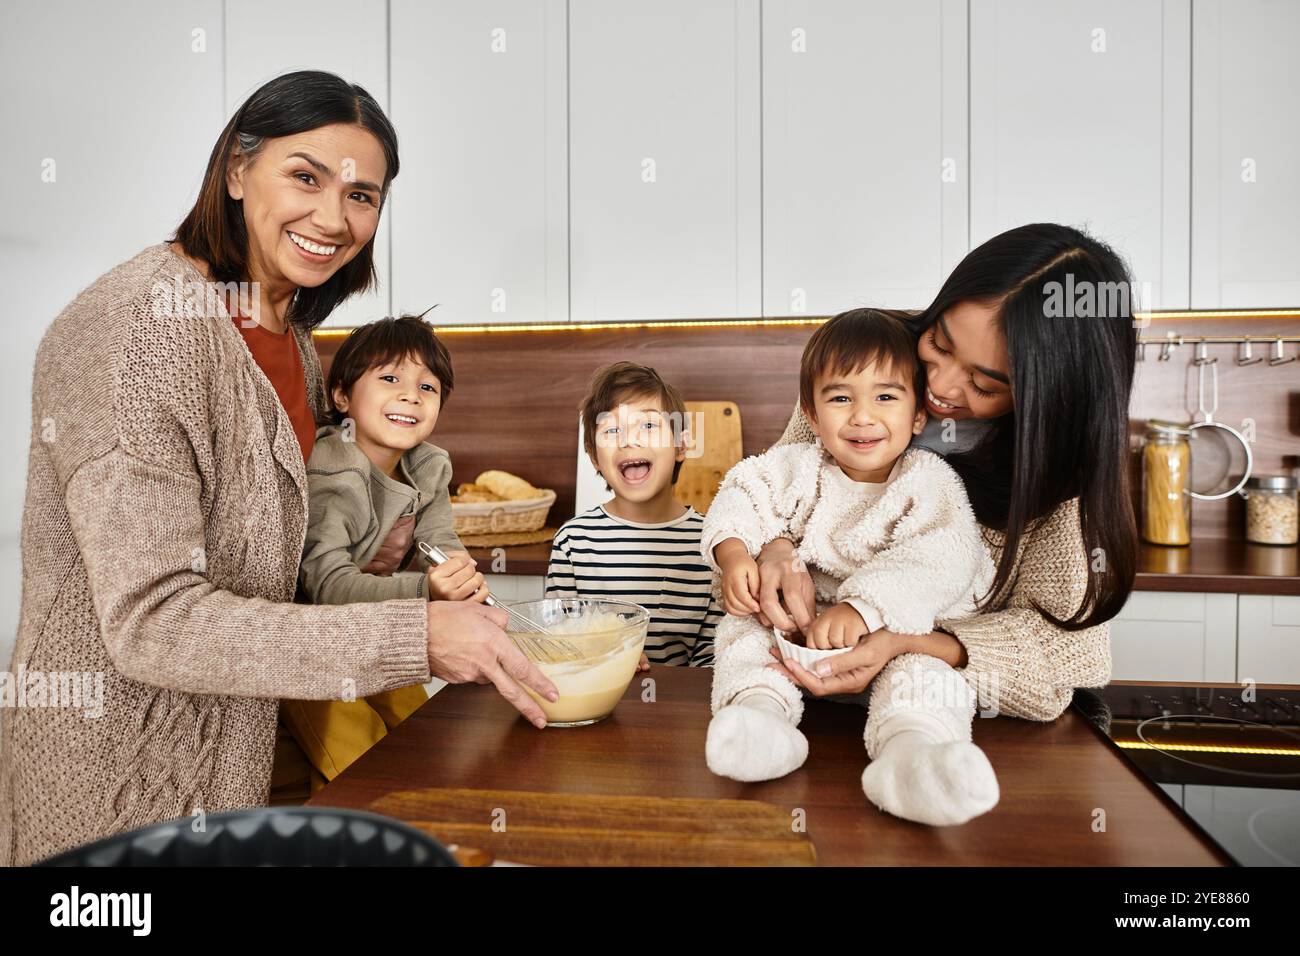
[[417, 542, 585, 663]]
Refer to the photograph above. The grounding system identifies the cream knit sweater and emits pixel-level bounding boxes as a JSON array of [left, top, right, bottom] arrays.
[[700, 444, 996, 636], [0, 243, 431, 866], [767, 406, 1111, 722]]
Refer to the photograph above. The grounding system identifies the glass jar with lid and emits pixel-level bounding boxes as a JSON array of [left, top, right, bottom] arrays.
[[1140, 420, 1191, 546], [1242, 474, 1298, 545]]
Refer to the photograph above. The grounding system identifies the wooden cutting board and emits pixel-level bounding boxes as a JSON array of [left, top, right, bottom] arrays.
[[367, 787, 816, 866], [676, 400, 743, 515]]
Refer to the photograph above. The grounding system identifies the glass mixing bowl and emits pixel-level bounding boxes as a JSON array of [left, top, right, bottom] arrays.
[[506, 598, 649, 727]]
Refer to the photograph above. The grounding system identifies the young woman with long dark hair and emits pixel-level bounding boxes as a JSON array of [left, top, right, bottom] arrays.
[[752, 223, 1138, 727]]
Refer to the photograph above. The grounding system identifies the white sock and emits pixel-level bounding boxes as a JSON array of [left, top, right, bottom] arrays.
[[706, 689, 808, 783], [861, 719, 999, 826]]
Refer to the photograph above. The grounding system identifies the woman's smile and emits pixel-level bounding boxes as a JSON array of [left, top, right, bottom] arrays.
[[286, 229, 341, 262], [924, 386, 963, 416]]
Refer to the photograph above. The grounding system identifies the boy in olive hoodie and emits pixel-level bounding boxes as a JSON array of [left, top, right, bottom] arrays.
[[286, 315, 488, 792]]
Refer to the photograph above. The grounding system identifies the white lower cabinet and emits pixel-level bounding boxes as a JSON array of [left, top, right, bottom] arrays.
[[1110, 591, 1238, 682], [482, 575, 546, 605], [1112, 590, 1299, 683], [1237, 595, 1300, 685]]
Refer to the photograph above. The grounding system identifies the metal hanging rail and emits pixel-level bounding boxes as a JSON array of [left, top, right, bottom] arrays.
[[1137, 333, 1298, 365]]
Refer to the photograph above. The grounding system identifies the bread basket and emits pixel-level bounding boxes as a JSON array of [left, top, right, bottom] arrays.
[[451, 489, 556, 535]]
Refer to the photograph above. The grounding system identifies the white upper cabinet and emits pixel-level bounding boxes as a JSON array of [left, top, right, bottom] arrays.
[[970, 0, 1191, 309], [762, 0, 968, 315], [1192, 0, 1300, 308], [390, 0, 568, 326], [225, 0, 391, 328], [568, 0, 762, 321], [5, 0, 224, 286]]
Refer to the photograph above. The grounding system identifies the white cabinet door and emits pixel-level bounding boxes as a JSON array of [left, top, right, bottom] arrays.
[[970, 0, 1190, 309], [1110, 591, 1237, 682], [0, 0, 224, 545], [484, 574, 546, 604], [1191, 0, 1300, 308], [568, 0, 762, 321], [225, 0, 391, 329], [390, 0, 568, 326], [762, 0, 968, 315], [1237, 595, 1300, 684]]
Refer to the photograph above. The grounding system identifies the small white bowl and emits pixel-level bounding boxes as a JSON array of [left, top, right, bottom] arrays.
[[774, 631, 854, 671]]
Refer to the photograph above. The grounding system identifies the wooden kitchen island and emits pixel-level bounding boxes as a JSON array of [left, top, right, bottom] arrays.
[[307, 666, 1230, 866]]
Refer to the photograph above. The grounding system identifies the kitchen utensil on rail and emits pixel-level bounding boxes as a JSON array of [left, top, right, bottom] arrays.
[[1187, 360, 1253, 500], [416, 542, 582, 662]]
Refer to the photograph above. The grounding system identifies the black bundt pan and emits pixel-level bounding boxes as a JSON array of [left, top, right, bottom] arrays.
[[36, 807, 459, 867]]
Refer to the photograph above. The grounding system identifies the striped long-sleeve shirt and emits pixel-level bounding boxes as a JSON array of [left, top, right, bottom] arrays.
[[544, 504, 721, 666]]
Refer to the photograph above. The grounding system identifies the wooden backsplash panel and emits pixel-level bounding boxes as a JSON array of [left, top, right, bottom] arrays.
[[313, 315, 1300, 538], [313, 322, 818, 524]]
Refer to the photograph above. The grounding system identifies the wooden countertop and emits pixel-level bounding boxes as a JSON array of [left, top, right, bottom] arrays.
[[473, 536, 1300, 595], [307, 666, 1229, 866], [466, 540, 553, 576], [1136, 537, 1299, 594]]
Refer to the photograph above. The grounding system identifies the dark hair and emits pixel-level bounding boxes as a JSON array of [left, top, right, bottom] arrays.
[[913, 223, 1138, 631], [170, 70, 399, 330], [326, 315, 453, 425], [799, 308, 926, 422], [580, 362, 689, 485]]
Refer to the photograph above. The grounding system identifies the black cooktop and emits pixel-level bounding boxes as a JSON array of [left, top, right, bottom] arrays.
[[1074, 683, 1300, 866]]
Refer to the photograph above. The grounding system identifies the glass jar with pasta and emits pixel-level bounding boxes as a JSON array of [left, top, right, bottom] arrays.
[[1141, 420, 1192, 546]]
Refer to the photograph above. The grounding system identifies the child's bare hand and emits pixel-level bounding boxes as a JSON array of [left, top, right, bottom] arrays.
[[636, 652, 651, 671], [721, 556, 761, 617], [806, 602, 870, 650], [426, 550, 490, 603]]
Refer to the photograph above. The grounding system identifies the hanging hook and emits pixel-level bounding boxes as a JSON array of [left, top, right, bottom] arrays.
[[1158, 332, 1181, 362], [1269, 337, 1296, 367], [1193, 339, 1216, 365], [1237, 336, 1264, 366]]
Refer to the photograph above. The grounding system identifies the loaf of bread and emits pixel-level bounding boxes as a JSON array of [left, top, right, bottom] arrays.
[[475, 470, 542, 501], [454, 482, 498, 501], [452, 488, 499, 503]]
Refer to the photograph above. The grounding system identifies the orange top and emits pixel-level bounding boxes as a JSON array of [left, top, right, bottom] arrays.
[[229, 314, 316, 464]]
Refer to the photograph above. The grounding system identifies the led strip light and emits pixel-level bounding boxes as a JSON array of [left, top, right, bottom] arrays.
[[312, 309, 1300, 338]]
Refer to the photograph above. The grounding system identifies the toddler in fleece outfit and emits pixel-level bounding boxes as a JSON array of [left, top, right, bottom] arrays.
[[700, 309, 1000, 826]]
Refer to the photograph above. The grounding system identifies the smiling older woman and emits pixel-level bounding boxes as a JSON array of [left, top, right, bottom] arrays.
[[0, 71, 556, 866]]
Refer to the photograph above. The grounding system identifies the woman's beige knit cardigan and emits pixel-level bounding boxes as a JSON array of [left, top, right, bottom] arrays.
[[774, 408, 1111, 722], [0, 244, 431, 865]]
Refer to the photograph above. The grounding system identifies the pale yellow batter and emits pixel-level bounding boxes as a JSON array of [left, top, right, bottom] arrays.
[[519, 627, 644, 724]]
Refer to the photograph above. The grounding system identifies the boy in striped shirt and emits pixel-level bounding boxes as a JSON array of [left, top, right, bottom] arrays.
[[545, 362, 721, 667]]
